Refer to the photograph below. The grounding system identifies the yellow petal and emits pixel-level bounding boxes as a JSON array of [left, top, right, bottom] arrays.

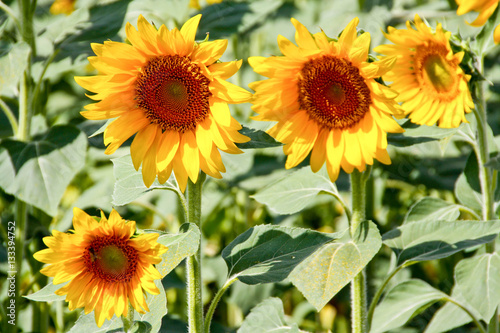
[[130, 125, 158, 171]]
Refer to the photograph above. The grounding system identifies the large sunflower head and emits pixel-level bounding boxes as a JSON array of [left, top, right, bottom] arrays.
[[249, 17, 404, 182], [455, 0, 500, 43], [76, 15, 251, 191], [374, 14, 474, 128], [33, 208, 167, 327]]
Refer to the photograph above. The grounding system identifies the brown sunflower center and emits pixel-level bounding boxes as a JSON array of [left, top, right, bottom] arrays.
[[135, 55, 212, 132], [298, 56, 371, 130], [415, 43, 459, 99], [83, 236, 138, 282]]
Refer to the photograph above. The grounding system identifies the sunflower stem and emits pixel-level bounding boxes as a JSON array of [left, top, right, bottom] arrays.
[[350, 169, 368, 333], [186, 173, 206, 333], [121, 304, 135, 332], [472, 55, 498, 332], [204, 276, 238, 333]]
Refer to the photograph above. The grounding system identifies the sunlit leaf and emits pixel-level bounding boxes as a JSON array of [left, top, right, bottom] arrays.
[[222, 224, 337, 285], [387, 120, 458, 147], [112, 154, 181, 206], [289, 221, 381, 311], [0, 42, 30, 97], [237, 297, 301, 333], [24, 282, 67, 302], [382, 220, 500, 265], [236, 126, 282, 149], [455, 253, 500, 321], [371, 279, 447, 333], [156, 223, 201, 277], [252, 167, 339, 214], [404, 197, 461, 224], [0, 125, 87, 216], [424, 286, 478, 333]]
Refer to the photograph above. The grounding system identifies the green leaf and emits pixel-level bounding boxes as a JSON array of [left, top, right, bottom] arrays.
[[24, 282, 67, 302], [237, 297, 301, 333], [404, 197, 461, 224], [387, 120, 458, 147], [236, 126, 282, 149], [370, 279, 447, 333], [455, 253, 500, 321], [156, 223, 201, 277], [0, 125, 87, 216], [252, 167, 339, 214], [68, 279, 166, 332], [0, 42, 30, 97], [454, 173, 482, 212], [382, 220, 500, 265], [289, 221, 381, 311], [222, 224, 337, 285], [112, 154, 181, 206], [424, 286, 478, 333]]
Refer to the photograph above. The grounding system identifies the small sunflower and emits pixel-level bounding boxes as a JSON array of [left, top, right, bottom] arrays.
[[33, 208, 167, 327], [375, 14, 474, 128], [50, 0, 76, 15], [249, 18, 403, 182], [456, 0, 500, 44], [76, 15, 250, 191]]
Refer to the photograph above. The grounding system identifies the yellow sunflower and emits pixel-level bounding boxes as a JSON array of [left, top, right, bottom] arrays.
[[374, 14, 474, 128], [249, 18, 403, 182], [189, 0, 223, 10], [456, 0, 500, 43], [33, 208, 167, 327], [76, 15, 250, 191], [50, 0, 76, 15]]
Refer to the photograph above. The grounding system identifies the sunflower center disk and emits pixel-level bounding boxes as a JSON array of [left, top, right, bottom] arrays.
[[422, 54, 455, 93], [298, 56, 371, 130], [84, 236, 138, 282], [136, 55, 212, 132]]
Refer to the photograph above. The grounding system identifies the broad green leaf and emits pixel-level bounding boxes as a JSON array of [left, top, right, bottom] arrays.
[[236, 126, 282, 149], [222, 224, 337, 285], [112, 154, 181, 206], [0, 42, 30, 97], [371, 279, 447, 333], [68, 279, 166, 332], [382, 220, 500, 265], [0, 125, 87, 216], [454, 173, 482, 212], [252, 167, 339, 214], [387, 120, 458, 147], [24, 282, 67, 302], [455, 253, 500, 321], [196, 0, 284, 39], [424, 286, 479, 333], [404, 197, 461, 224], [289, 221, 381, 311], [237, 297, 301, 333], [156, 223, 201, 277]]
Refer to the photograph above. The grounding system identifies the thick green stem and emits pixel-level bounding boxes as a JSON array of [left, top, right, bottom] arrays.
[[186, 173, 206, 333], [121, 304, 135, 332], [350, 169, 368, 333], [204, 277, 238, 333]]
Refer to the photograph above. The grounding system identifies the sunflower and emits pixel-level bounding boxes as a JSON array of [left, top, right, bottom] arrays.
[[249, 18, 403, 182], [374, 14, 474, 128], [456, 0, 500, 44], [33, 208, 167, 327], [189, 0, 223, 10], [50, 0, 76, 15], [76, 15, 251, 191]]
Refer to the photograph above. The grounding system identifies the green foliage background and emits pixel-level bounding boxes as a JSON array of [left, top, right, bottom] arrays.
[[1, 0, 500, 332]]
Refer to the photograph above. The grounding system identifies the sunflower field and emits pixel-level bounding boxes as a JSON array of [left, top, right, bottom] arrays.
[[1, 0, 500, 332]]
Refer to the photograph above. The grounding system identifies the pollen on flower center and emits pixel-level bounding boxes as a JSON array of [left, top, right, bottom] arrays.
[[84, 236, 138, 282], [298, 56, 371, 130], [135, 55, 212, 132], [415, 43, 459, 99]]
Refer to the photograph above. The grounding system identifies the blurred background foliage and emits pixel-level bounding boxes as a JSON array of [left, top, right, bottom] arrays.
[[0, 0, 499, 332]]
